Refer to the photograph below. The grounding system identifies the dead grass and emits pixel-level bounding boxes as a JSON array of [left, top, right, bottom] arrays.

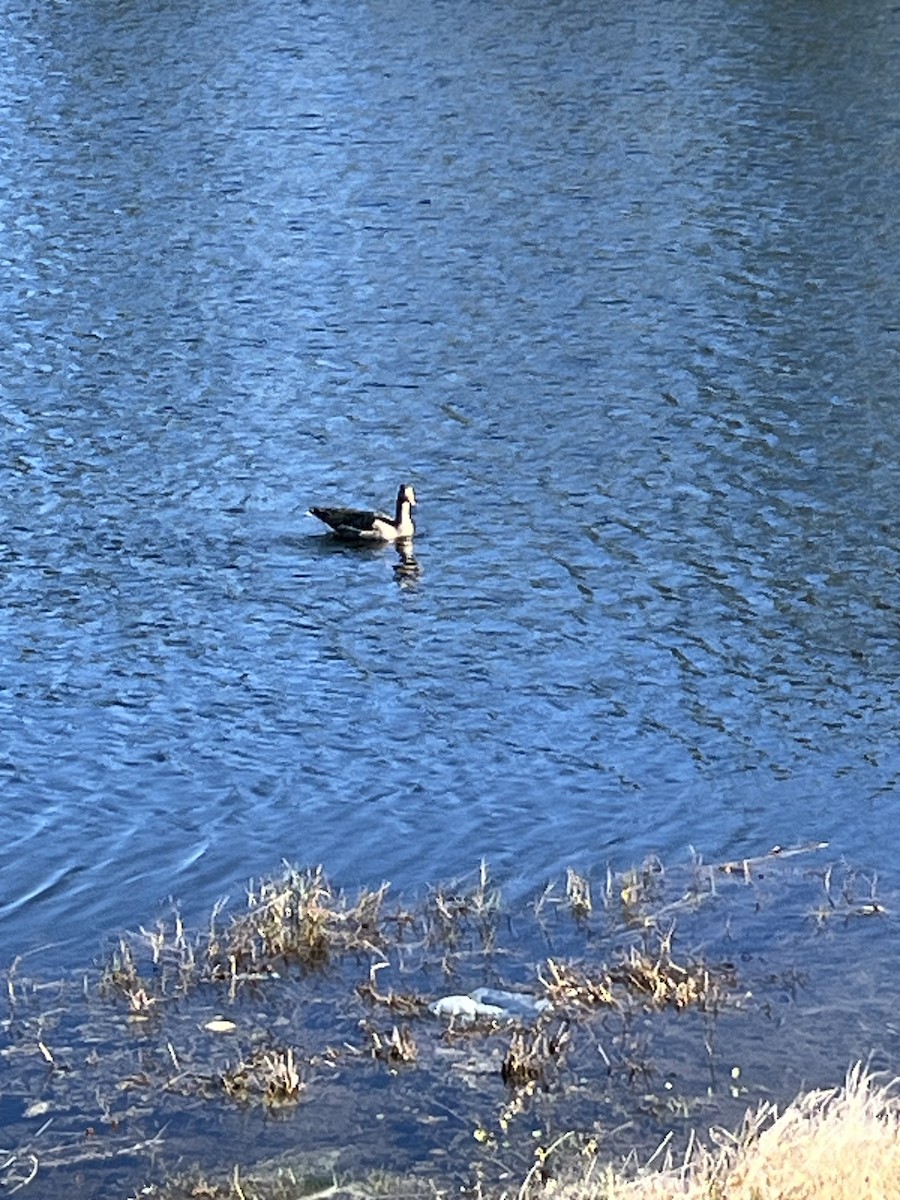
[[11, 847, 880, 1200], [425, 859, 502, 951], [608, 927, 730, 1012], [812, 864, 888, 925], [100, 912, 205, 1009], [610, 858, 666, 921], [356, 961, 429, 1016], [359, 1021, 418, 1065], [566, 870, 592, 919], [97, 865, 394, 1011], [99, 937, 154, 1006], [540, 927, 731, 1014], [139, 1162, 434, 1199], [501, 1021, 571, 1088], [219, 1045, 306, 1107], [213, 865, 390, 975], [518, 1064, 900, 1200], [540, 959, 617, 1010]]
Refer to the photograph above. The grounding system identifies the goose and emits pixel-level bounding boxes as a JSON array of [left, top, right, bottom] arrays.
[[309, 483, 416, 542]]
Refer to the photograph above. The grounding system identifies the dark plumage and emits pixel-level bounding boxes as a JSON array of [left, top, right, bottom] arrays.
[[309, 483, 416, 542]]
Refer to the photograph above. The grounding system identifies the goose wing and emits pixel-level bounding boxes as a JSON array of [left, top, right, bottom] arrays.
[[309, 505, 390, 535]]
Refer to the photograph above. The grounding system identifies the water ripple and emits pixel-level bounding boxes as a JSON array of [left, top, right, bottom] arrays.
[[0, 0, 899, 970]]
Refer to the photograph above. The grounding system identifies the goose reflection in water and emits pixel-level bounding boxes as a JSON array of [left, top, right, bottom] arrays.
[[306, 481, 421, 583], [393, 538, 421, 585]]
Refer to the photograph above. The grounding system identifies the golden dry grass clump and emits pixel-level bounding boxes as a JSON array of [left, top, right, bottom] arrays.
[[541, 958, 617, 1009], [525, 1064, 900, 1200], [97, 865, 395, 1010], [706, 1062, 900, 1200], [609, 927, 729, 1012], [209, 865, 390, 975], [219, 1045, 305, 1107], [541, 927, 730, 1014]]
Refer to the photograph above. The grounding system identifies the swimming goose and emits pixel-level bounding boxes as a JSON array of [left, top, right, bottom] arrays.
[[309, 483, 416, 542]]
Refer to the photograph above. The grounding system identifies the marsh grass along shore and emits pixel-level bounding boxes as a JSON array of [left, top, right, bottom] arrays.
[[521, 1063, 900, 1200], [138, 1065, 900, 1199], [0, 847, 896, 1199]]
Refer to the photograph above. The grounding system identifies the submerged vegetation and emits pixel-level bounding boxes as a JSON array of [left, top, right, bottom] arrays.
[[0, 846, 895, 1199]]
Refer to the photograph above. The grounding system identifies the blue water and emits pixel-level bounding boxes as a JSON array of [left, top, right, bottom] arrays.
[[1, 0, 898, 975]]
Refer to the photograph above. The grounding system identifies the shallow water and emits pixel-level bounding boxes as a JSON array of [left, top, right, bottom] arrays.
[[1, 0, 899, 1106], [0, 853, 896, 1200]]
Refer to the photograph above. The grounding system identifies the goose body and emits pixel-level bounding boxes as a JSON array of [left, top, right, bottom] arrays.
[[309, 483, 416, 542]]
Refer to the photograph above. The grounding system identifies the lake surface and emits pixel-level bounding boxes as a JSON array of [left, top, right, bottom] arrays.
[[1, 0, 899, 1021]]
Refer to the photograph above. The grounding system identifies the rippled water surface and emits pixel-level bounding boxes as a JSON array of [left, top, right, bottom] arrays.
[[2, 0, 899, 985]]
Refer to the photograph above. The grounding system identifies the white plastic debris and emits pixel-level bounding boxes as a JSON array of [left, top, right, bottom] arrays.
[[430, 994, 504, 1020], [430, 988, 551, 1021], [470, 987, 552, 1017]]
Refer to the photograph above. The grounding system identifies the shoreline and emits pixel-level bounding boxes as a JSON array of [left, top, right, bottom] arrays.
[[1, 848, 895, 1199]]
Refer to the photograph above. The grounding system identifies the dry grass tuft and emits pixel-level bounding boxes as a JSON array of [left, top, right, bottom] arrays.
[[356, 962, 428, 1016], [609, 927, 729, 1012], [611, 857, 666, 920], [213, 865, 390, 974], [98, 866, 393, 1009], [540, 926, 732, 1016], [425, 859, 502, 949], [502, 1021, 571, 1088], [540, 959, 618, 1010], [99, 911, 205, 1009], [812, 863, 888, 925], [566, 870, 593, 918], [360, 1021, 418, 1065], [219, 1045, 305, 1107], [519, 1064, 900, 1200], [99, 937, 158, 1013]]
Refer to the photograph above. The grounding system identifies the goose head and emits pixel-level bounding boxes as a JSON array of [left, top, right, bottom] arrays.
[[394, 483, 416, 536]]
